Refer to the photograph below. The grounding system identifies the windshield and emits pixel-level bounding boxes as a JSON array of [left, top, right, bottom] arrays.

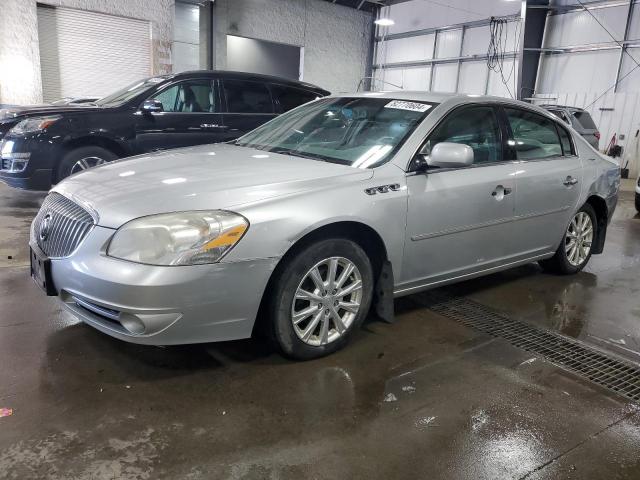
[[95, 76, 169, 107], [235, 97, 437, 168]]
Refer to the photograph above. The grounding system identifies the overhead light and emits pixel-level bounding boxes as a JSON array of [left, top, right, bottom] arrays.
[[374, 18, 395, 26]]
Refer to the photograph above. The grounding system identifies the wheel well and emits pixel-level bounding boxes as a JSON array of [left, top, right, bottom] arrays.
[[585, 195, 608, 254], [54, 136, 127, 182], [252, 221, 389, 336]]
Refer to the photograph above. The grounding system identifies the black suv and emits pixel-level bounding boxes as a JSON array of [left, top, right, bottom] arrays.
[[0, 71, 329, 190]]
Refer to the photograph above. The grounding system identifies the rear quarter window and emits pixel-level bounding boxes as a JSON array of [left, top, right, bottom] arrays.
[[270, 85, 320, 112], [572, 111, 597, 130]]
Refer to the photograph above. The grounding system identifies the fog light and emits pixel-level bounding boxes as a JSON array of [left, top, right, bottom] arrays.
[[119, 313, 146, 335]]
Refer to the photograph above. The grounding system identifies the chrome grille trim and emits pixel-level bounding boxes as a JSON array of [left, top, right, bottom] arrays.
[[32, 193, 95, 258]]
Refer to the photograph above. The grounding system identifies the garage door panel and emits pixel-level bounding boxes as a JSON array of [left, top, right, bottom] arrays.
[[37, 6, 151, 103]]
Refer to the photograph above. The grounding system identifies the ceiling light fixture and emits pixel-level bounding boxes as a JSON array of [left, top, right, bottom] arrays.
[[374, 18, 395, 26]]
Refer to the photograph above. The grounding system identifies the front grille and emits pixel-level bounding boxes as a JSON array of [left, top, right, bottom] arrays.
[[424, 292, 640, 402], [32, 193, 95, 257]]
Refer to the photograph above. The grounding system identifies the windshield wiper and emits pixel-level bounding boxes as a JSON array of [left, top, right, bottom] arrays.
[[268, 148, 325, 161]]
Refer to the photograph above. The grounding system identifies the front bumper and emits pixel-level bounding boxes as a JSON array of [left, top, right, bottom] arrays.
[[46, 226, 279, 345], [0, 135, 58, 190]]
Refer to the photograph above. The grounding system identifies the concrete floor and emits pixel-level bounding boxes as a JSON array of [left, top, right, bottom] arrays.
[[1, 180, 639, 480]]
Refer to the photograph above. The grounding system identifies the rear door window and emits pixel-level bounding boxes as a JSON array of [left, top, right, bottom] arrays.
[[572, 111, 597, 130], [557, 125, 575, 156], [505, 108, 562, 160], [270, 85, 320, 112], [223, 80, 274, 114]]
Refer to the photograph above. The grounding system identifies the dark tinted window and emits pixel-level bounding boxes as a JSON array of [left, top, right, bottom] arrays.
[[152, 80, 216, 113], [424, 106, 502, 164], [271, 85, 319, 112], [557, 125, 575, 156], [505, 108, 562, 160], [572, 111, 597, 130], [224, 80, 273, 114]]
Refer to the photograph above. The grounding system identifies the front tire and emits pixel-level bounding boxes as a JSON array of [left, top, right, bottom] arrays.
[[635, 193, 640, 213], [269, 239, 374, 360], [539, 204, 597, 275], [56, 146, 117, 183]]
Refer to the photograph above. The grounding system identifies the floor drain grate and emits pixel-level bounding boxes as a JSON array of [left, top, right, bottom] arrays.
[[424, 292, 640, 402]]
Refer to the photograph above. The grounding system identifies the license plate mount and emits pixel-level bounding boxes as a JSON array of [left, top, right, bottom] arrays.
[[30, 244, 57, 296]]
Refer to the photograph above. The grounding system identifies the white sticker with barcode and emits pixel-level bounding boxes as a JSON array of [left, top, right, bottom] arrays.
[[384, 100, 432, 112]]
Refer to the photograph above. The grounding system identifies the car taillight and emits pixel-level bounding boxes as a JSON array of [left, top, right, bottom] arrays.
[[594, 131, 601, 140]]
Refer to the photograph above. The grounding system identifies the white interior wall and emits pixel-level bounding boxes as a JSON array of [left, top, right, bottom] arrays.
[[372, 0, 521, 96], [536, 2, 640, 174], [213, 0, 372, 93], [173, 1, 200, 73]]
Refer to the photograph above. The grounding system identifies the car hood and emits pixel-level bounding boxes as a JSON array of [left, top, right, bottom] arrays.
[[53, 143, 373, 228], [0, 104, 102, 121]]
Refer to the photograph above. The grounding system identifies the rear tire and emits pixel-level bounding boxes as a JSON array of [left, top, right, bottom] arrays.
[[268, 238, 374, 360], [56, 146, 117, 183], [635, 193, 640, 213], [539, 203, 597, 275]]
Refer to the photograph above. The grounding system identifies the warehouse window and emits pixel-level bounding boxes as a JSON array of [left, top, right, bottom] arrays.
[[505, 108, 562, 160], [424, 106, 503, 164], [224, 80, 274, 114]]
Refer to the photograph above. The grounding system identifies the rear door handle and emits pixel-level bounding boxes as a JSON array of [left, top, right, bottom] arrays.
[[200, 123, 228, 129], [563, 176, 578, 186]]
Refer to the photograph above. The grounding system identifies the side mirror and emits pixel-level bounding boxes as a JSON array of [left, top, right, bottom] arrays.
[[141, 99, 163, 113], [425, 142, 474, 169]]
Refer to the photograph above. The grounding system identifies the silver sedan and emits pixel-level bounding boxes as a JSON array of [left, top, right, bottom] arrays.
[[29, 92, 620, 359]]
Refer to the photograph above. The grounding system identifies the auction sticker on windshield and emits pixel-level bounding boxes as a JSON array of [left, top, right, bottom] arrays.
[[384, 100, 432, 112]]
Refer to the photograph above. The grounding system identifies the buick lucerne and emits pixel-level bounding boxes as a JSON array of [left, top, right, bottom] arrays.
[[29, 92, 620, 359]]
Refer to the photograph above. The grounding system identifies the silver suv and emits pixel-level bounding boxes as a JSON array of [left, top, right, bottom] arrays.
[[542, 105, 601, 150], [29, 92, 620, 359]]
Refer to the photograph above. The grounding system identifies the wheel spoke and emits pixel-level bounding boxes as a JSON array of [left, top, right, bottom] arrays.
[[319, 315, 330, 344], [301, 311, 323, 341], [295, 289, 322, 302], [309, 267, 326, 292], [338, 301, 359, 313], [337, 279, 362, 298], [335, 263, 354, 290], [293, 305, 319, 325], [330, 309, 346, 334], [565, 239, 576, 252], [569, 244, 578, 264], [327, 258, 338, 291]]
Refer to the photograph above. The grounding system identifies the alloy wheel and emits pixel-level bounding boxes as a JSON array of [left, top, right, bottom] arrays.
[[291, 256, 363, 346], [565, 212, 593, 267], [70, 156, 107, 175]]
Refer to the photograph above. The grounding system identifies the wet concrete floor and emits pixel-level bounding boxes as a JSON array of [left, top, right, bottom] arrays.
[[1, 181, 639, 479]]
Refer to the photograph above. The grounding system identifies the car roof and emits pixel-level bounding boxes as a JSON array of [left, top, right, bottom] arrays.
[[540, 104, 585, 112], [165, 70, 330, 94], [327, 91, 555, 113]]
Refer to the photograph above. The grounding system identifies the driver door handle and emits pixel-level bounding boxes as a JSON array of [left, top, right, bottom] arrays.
[[563, 176, 578, 186], [491, 185, 512, 198]]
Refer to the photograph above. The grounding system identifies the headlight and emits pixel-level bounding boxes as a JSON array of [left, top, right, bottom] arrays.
[[9, 115, 61, 135], [107, 211, 249, 266]]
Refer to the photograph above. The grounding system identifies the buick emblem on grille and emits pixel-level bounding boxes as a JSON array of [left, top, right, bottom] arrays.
[[39, 213, 52, 241]]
